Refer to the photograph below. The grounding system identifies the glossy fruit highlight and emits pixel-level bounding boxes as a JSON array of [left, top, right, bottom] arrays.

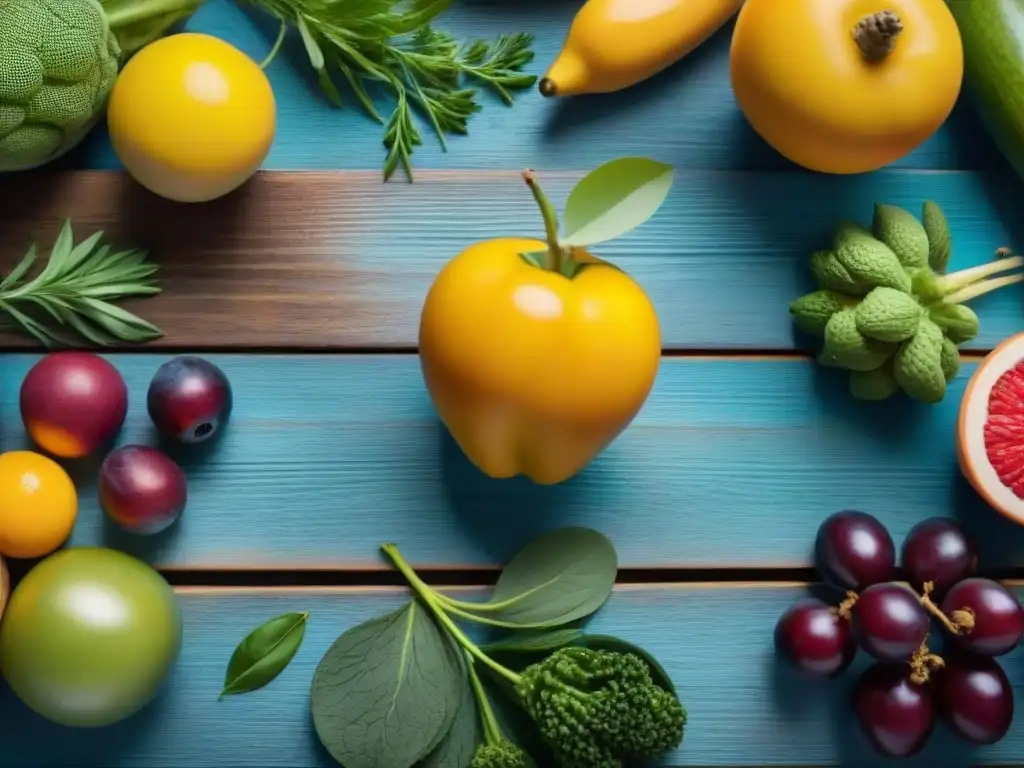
[[0, 451, 78, 559], [941, 578, 1024, 657], [107, 33, 276, 203], [0, 547, 182, 727], [100, 445, 188, 535], [900, 517, 978, 596], [854, 663, 935, 757], [20, 351, 128, 458], [774, 598, 857, 677], [935, 653, 1014, 745], [730, 0, 963, 173], [148, 356, 233, 445], [852, 582, 929, 662], [815, 510, 895, 589]]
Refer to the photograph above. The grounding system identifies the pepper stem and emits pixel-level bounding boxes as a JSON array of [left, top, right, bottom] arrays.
[[853, 11, 903, 61], [523, 169, 564, 273]]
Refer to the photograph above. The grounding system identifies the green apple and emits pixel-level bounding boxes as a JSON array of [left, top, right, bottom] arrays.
[[0, 547, 182, 727]]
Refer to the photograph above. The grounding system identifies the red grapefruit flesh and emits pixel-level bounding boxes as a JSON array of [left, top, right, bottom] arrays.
[[959, 332, 1024, 523]]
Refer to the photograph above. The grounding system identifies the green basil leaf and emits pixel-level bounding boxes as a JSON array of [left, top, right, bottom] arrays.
[[481, 628, 583, 655], [463, 527, 616, 628], [577, 634, 678, 698], [311, 601, 463, 768], [560, 157, 674, 248], [418, 654, 480, 768], [220, 611, 308, 698]]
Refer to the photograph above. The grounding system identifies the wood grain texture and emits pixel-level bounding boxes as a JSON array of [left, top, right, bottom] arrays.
[[61, 0, 1004, 174], [2, 584, 1023, 767], [1, 169, 1022, 350], [3, 353, 1022, 571]]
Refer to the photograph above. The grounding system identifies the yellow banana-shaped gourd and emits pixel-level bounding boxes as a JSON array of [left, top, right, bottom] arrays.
[[540, 0, 744, 97]]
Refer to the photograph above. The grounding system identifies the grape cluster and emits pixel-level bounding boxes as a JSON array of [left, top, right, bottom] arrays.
[[774, 511, 1024, 759]]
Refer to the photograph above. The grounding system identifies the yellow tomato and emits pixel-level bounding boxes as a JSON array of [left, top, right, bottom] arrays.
[[0, 451, 78, 559], [729, 0, 963, 174], [107, 33, 276, 203], [419, 239, 661, 485]]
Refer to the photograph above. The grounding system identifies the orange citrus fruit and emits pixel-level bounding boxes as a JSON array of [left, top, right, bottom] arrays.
[[106, 33, 276, 203], [0, 451, 78, 559]]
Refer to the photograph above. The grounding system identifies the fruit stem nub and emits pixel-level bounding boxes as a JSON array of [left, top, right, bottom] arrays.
[[853, 11, 903, 61], [523, 169, 565, 273]]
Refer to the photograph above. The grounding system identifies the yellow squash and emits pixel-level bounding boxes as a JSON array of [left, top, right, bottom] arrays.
[[419, 163, 671, 485], [540, 0, 744, 97], [730, 0, 963, 174]]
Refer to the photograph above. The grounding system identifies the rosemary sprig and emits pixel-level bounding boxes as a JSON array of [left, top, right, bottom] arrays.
[[248, 0, 537, 181], [0, 220, 163, 347]]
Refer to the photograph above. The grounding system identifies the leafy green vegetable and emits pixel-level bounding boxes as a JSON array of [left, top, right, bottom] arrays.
[[220, 611, 307, 698], [433, 527, 617, 628], [100, 0, 205, 61], [310, 601, 463, 768], [790, 201, 1024, 403], [482, 628, 584, 655], [559, 158, 675, 248], [576, 635, 678, 699], [0, 220, 162, 347], [246, 0, 536, 181], [466, 659, 531, 768], [420, 649, 482, 768]]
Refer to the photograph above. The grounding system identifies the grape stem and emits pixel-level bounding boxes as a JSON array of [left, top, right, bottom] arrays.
[[909, 641, 944, 685], [832, 591, 859, 620], [919, 581, 976, 634]]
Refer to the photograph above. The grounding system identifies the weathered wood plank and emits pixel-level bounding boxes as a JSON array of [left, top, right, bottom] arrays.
[[63, 0, 1003, 174], [1, 170, 1020, 350], [2, 354, 1019, 571], [2, 584, 1021, 767]]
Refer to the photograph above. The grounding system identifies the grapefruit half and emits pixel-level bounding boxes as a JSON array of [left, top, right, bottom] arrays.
[[959, 332, 1024, 523]]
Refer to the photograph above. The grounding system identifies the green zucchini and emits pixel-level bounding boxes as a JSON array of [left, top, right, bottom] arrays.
[[947, 0, 1024, 178]]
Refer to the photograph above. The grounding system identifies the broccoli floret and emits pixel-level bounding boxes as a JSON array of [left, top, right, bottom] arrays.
[[513, 647, 686, 767], [470, 741, 530, 768]]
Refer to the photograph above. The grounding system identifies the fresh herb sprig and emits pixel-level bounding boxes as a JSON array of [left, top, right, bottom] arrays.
[[0, 220, 163, 347], [248, 0, 537, 181]]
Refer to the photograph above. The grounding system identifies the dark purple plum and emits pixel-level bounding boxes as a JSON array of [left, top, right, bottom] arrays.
[[148, 356, 232, 445], [815, 510, 895, 589], [99, 445, 187, 534], [774, 598, 857, 677], [852, 582, 929, 662], [941, 578, 1024, 657], [934, 653, 1014, 745], [900, 517, 978, 596], [854, 663, 935, 758]]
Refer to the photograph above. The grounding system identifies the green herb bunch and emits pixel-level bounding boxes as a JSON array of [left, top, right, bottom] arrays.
[[247, 0, 537, 181], [309, 528, 686, 768], [790, 201, 1024, 403], [0, 220, 163, 347]]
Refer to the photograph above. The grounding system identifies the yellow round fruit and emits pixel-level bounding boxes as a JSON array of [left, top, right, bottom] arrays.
[[0, 451, 78, 559], [107, 33, 276, 203]]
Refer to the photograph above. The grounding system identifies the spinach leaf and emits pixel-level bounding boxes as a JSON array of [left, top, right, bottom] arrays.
[[311, 601, 462, 768], [481, 628, 583, 655], [220, 611, 307, 698], [418, 654, 480, 768], [450, 528, 616, 628], [578, 634, 678, 697]]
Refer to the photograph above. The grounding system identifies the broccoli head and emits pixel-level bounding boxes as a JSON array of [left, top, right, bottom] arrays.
[[470, 741, 531, 768], [513, 647, 685, 768]]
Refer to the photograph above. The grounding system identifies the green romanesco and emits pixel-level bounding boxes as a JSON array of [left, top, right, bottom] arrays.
[[790, 200, 1024, 404], [0, 0, 201, 172]]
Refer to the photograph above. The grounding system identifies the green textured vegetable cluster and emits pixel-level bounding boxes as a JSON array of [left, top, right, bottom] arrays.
[[791, 201, 1024, 403]]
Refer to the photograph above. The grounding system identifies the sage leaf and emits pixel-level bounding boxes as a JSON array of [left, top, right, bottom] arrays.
[[311, 601, 463, 768], [481, 628, 584, 655], [577, 634, 678, 697], [419, 655, 480, 768], [560, 157, 674, 248], [458, 527, 617, 628], [220, 611, 307, 698]]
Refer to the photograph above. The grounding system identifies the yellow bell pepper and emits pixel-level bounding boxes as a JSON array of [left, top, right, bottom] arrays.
[[419, 160, 672, 484]]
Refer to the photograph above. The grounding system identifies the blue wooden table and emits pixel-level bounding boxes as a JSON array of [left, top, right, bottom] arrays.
[[2, 1, 1024, 765]]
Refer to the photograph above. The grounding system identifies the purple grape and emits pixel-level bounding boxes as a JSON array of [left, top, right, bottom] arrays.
[[941, 578, 1024, 657], [852, 582, 929, 662], [774, 598, 857, 677], [815, 510, 895, 589], [900, 517, 978, 596], [934, 653, 1014, 745], [854, 663, 935, 758]]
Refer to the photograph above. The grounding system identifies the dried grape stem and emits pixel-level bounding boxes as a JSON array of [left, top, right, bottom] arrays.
[[833, 591, 859, 620], [919, 581, 975, 634], [909, 641, 944, 685]]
